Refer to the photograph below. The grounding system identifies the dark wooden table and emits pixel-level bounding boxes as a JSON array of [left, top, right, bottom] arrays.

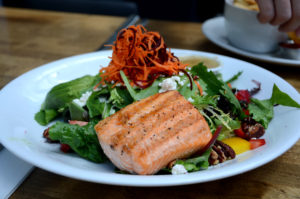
[[0, 7, 299, 199]]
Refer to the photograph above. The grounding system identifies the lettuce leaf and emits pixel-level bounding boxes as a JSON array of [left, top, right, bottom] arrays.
[[225, 71, 243, 84], [120, 70, 160, 101], [178, 78, 198, 100], [175, 149, 211, 172], [191, 87, 240, 138], [248, 98, 273, 128], [190, 63, 242, 116], [270, 84, 300, 108], [249, 84, 300, 128], [108, 87, 133, 109], [48, 120, 106, 163]]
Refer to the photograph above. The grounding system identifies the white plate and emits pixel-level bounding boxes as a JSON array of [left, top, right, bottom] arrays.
[[0, 49, 299, 187], [202, 16, 300, 67]]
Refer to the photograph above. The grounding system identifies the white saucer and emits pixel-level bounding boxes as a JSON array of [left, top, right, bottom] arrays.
[[202, 16, 300, 67]]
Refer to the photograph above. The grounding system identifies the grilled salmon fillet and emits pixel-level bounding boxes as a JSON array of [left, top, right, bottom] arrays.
[[95, 90, 212, 175]]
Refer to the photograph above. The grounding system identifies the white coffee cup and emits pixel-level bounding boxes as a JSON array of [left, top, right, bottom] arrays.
[[224, 0, 287, 53]]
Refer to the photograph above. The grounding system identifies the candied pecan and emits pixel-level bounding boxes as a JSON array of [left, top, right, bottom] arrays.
[[43, 127, 58, 143], [209, 149, 220, 165], [216, 140, 236, 158], [209, 140, 236, 165], [241, 117, 265, 140]]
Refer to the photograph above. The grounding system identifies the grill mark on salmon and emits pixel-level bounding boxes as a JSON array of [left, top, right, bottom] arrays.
[[95, 90, 212, 175], [136, 110, 200, 154], [112, 94, 189, 150], [128, 102, 193, 149], [116, 91, 179, 125], [104, 91, 182, 149]]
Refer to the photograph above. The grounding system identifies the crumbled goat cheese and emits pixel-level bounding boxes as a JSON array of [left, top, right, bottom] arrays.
[[171, 164, 188, 175], [73, 91, 92, 107], [179, 71, 184, 76], [159, 78, 177, 93], [93, 87, 101, 92], [187, 97, 194, 103], [102, 84, 107, 88], [178, 81, 184, 86], [171, 76, 181, 82], [159, 76, 183, 93], [99, 97, 107, 103], [109, 108, 116, 115]]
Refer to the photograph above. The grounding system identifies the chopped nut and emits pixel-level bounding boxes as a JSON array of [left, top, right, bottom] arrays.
[[242, 117, 265, 140], [209, 140, 236, 165], [209, 150, 219, 165]]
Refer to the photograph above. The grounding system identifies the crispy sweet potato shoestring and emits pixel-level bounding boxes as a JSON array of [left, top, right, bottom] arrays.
[[97, 25, 188, 88]]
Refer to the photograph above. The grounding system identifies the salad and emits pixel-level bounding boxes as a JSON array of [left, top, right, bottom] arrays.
[[35, 25, 300, 175]]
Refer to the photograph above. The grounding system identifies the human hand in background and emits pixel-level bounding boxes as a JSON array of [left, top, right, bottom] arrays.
[[256, 0, 300, 36]]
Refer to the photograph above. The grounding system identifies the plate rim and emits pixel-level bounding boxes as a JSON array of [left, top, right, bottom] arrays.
[[0, 49, 299, 186]]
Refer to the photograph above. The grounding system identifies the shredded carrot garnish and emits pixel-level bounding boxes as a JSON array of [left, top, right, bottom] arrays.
[[227, 83, 232, 89], [98, 25, 187, 88], [194, 80, 203, 96]]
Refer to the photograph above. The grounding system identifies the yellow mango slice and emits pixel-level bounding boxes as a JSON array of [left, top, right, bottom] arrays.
[[222, 137, 250, 155]]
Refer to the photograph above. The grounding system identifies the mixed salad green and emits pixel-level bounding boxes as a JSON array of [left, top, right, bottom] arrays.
[[35, 63, 300, 173]]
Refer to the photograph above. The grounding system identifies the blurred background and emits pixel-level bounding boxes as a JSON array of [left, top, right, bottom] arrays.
[[0, 0, 224, 22]]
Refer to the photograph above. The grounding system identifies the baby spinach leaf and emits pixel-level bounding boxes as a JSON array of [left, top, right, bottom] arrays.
[[136, 80, 160, 99], [48, 120, 106, 163], [120, 71, 139, 101], [68, 102, 88, 121], [101, 103, 115, 119], [44, 75, 99, 110], [86, 89, 109, 118], [190, 63, 222, 96], [178, 78, 197, 100], [34, 109, 58, 126]]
